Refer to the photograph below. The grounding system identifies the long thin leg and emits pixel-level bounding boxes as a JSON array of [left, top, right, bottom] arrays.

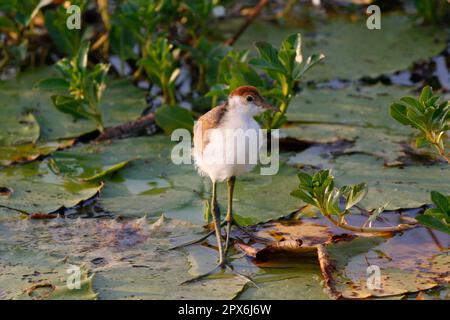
[[181, 181, 226, 285], [224, 176, 235, 255], [211, 181, 226, 265]]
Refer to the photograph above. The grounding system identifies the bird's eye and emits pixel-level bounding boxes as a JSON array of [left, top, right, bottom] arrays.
[[246, 95, 254, 102]]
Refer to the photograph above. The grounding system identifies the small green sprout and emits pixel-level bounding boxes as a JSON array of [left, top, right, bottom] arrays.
[[35, 42, 110, 132], [390, 86, 450, 163], [291, 170, 415, 233]]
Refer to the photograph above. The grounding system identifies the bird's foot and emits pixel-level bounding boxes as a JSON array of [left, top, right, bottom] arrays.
[[228, 218, 272, 243], [168, 222, 226, 250], [181, 261, 258, 287]]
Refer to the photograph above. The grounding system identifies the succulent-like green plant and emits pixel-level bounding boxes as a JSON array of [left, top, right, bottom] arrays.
[[390, 86, 450, 163], [35, 42, 110, 132], [205, 33, 324, 129], [138, 37, 180, 106], [250, 33, 324, 129], [417, 191, 450, 235], [414, 0, 450, 25], [291, 170, 414, 233]]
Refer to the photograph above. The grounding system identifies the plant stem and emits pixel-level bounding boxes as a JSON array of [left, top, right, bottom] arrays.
[[433, 143, 450, 164], [319, 206, 416, 233]]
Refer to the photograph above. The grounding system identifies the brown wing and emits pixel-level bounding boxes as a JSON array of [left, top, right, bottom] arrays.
[[194, 103, 228, 153]]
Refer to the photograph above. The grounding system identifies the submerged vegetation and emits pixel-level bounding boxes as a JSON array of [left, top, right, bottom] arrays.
[[0, 0, 449, 300]]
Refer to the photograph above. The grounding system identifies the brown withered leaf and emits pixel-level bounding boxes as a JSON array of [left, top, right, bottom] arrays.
[[233, 210, 388, 260]]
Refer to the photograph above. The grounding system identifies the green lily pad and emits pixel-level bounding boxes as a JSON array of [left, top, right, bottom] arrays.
[[0, 112, 40, 146], [0, 140, 74, 167], [286, 84, 415, 130], [236, 14, 446, 81], [0, 216, 247, 299], [0, 160, 102, 218], [52, 135, 301, 224], [289, 152, 450, 210], [0, 246, 97, 300], [283, 123, 409, 166], [237, 259, 330, 300], [82, 160, 131, 183], [320, 227, 450, 298], [217, 163, 302, 225], [52, 136, 205, 220]]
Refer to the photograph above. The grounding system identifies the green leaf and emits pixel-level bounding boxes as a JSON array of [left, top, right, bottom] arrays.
[[296, 54, 325, 80], [290, 189, 316, 206], [416, 215, 450, 235], [249, 58, 285, 74], [400, 96, 423, 112], [345, 183, 367, 210], [297, 172, 312, 187], [77, 42, 90, 72], [0, 16, 17, 32], [83, 160, 132, 183], [34, 78, 70, 91], [389, 103, 411, 126], [51, 95, 92, 120], [155, 105, 194, 134], [419, 86, 433, 104], [254, 42, 285, 73], [430, 191, 449, 215]]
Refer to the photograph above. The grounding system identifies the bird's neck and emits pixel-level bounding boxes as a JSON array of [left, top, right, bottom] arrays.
[[227, 97, 260, 118], [223, 99, 260, 129]]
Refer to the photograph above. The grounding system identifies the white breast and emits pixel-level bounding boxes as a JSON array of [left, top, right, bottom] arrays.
[[193, 107, 264, 182]]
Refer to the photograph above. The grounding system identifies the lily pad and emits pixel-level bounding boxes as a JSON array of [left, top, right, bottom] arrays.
[[53, 135, 302, 224], [82, 160, 131, 183], [286, 84, 415, 129], [0, 246, 97, 300], [0, 160, 102, 219], [283, 124, 409, 166], [319, 227, 450, 298], [0, 216, 247, 299], [237, 14, 447, 81], [0, 140, 74, 167], [0, 112, 40, 146], [237, 259, 330, 300]]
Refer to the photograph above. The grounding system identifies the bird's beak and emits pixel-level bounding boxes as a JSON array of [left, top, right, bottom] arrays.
[[260, 100, 280, 113]]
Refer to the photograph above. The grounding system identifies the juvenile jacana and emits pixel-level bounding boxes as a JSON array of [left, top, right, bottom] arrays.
[[173, 86, 277, 284]]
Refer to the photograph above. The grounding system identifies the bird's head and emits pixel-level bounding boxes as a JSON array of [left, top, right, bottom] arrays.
[[228, 86, 279, 116]]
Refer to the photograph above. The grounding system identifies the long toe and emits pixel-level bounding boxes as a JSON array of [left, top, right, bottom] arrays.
[[180, 264, 226, 285]]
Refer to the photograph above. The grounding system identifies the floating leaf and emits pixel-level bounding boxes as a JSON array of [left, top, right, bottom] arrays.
[[155, 105, 194, 134], [0, 160, 103, 218], [236, 14, 446, 81], [318, 227, 449, 299], [82, 160, 132, 183]]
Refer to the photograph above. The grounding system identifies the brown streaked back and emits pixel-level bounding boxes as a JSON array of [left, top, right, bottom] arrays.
[[193, 103, 228, 153]]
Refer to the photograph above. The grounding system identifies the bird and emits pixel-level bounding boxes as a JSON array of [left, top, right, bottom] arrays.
[[171, 85, 278, 285]]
